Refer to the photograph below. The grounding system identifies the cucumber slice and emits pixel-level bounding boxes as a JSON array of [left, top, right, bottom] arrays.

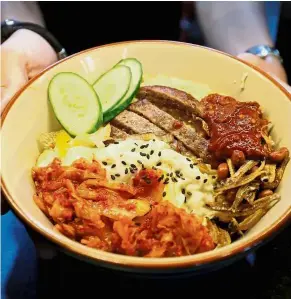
[[103, 58, 143, 123], [93, 65, 131, 115], [48, 72, 102, 137]]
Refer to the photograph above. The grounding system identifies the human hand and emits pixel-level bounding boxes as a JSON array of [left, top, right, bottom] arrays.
[[1, 29, 58, 111], [237, 53, 291, 93]]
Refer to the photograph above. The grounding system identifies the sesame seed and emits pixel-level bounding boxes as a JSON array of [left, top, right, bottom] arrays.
[[105, 144, 109, 147], [140, 152, 146, 156], [163, 192, 166, 197], [171, 177, 178, 183], [146, 154, 150, 160], [131, 148, 136, 152], [115, 174, 120, 177], [203, 179, 208, 183], [137, 160, 143, 164], [144, 144, 149, 148], [212, 175, 216, 179], [152, 166, 157, 170], [140, 145, 146, 149], [184, 197, 187, 203], [263, 178, 269, 182], [156, 162, 162, 166], [196, 176, 200, 180], [125, 168, 129, 174], [131, 164, 137, 169], [134, 143, 138, 146], [175, 170, 180, 175], [181, 177, 185, 180], [158, 151, 161, 157], [166, 173, 170, 177], [150, 150, 154, 155], [190, 164, 194, 169], [153, 139, 156, 142], [158, 174, 164, 182], [182, 188, 185, 195], [111, 175, 115, 180], [111, 164, 116, 169], [114, 141, 119, 144], [186, 158, 191, 162], [130, 168, 135, 174], [122, 161, 127, 165], [170, 173, 173, 177], [193, 163, 198, 166], [187, 191, 192, 196], [164, 178, 169, 185], [102, 161, 107, 166]]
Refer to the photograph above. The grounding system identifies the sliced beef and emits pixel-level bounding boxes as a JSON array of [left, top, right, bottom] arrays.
[[137, 85, 203, 117], [129, 99, 210, 162], [111, 110, 166, 136], [110, 126, 129, 140]]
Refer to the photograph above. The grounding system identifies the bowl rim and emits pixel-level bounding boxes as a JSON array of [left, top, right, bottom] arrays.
[[1, 40, 291, 270]]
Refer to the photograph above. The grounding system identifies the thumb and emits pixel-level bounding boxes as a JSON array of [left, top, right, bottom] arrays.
[[1, 50, 28, 112]]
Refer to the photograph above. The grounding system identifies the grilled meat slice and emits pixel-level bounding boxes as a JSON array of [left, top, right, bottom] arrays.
[[110, 126, 129, 140], [129, 99, 210, 162], [137, 85, 203, 117], [111, 110, 166, 136]]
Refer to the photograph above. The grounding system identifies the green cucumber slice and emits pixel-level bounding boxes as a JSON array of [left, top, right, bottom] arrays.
[[93, 65, 131, 115], [48, 72, 102, 137], [103, 58, 143, 123]]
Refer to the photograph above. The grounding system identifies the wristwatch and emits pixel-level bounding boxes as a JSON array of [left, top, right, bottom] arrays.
[[1, 19, 67, 60], [245, 45, 283, 64]]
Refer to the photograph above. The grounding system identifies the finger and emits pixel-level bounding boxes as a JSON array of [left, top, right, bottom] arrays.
[[1, 50, 28, 112], [237, 53, 288, 83]]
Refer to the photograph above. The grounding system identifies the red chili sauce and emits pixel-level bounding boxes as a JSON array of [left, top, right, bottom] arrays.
[[201, 94, 269, 160]]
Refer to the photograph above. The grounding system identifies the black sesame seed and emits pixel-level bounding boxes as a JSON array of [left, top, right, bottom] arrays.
[[115, 174, 120, 177], [164, 179, 169, 185], [114, 141, 119, 144], [134, 143, 138, 146], [182, 188, 185, 195], [186, 158, 191, 162], [212, 175, 216, 179], [175, 170, 180, 175], [125, 168, 129, 174], [158, 174, 164, 182], [196, 176, 201, 180], [156, 162, 162, 166], [163, 192, 166, 197], [184, 197, 187, 203], [153, 139, 156, 142], [102, 161, 107, 166], [187, 191, 192, 196], [111, 164, 116, 169], [144, 144, 149, 148], [152, 166, 157, 170], [140, 152, 146, 156], [111, 175, 115, 180], [193, 163, 198, 166], [181, 177, 185, 180], [172, 177, 178, 183], [150, 150, 154, 155], [105, 144, 109, 147], [190, 164, 194, 169], [158, 151, 161, 157], [146, 154, 150, 160], [263, 178, 269, 182], [140, 145, 146, 149], [121, 161, 127, 165], [131, 164, 137, 169], [130, 168, 135, 174], [131, 148, 136, 152], [203, 179, 208, 183], [170, 173, 173, 177]]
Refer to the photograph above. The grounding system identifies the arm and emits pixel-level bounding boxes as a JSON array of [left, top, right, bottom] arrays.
[[196, 2, 273, 55], [1, 1, 45, 25], [196, 2, 288, 83]]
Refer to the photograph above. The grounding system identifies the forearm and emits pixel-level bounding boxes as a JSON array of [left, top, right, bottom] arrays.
[[196, 2, 274, 55], [1, 1, 45, 26]]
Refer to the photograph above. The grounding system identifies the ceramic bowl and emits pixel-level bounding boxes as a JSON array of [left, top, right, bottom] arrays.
[[1, 41, 291, 274]]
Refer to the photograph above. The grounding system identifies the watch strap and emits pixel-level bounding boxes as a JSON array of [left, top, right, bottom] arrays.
[[245, 45, 283, 64], [1, 19, 67, 60]]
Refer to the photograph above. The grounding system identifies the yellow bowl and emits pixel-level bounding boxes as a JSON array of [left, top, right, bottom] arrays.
[[1, 41, 291, 273]]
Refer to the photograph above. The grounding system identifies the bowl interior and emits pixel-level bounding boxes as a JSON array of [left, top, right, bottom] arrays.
[[2, 41, 291, 269]]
